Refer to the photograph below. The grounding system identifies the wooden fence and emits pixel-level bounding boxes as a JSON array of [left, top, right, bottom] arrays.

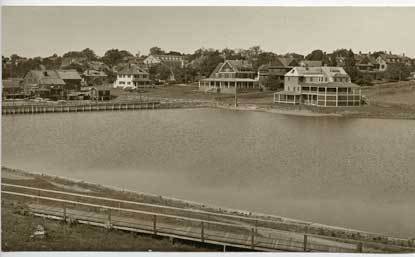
[[2, 182, 414, 253], [1, 101, 160, 115]]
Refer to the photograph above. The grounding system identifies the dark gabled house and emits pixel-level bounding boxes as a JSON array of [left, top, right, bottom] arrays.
[[82, 69, 108, 87], [355, 55, 379, 72], [2, 78, 25, 99], [56, 70, 82, 91], [257, 58, 294, 90], [22, 69, 82, 100], [90, 85, 112, 101]]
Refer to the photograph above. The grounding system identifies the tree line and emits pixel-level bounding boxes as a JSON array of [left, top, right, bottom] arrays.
[[3, 46, 414, 85]]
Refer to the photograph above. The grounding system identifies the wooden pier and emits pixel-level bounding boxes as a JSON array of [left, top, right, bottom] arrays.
[[1, 101, 160, 115]]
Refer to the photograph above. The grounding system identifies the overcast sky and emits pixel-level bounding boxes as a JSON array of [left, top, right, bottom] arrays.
[[2, 6, 415, 58]]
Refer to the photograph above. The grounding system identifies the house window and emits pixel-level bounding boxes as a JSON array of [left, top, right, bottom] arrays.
[[127, 82, 131, 85]]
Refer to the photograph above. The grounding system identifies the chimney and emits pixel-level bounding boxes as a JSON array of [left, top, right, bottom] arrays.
[[389, 51, 392, 55], [359, 51, 362, 55], [403, 53, 405, 57], [369, 51, 371, 55]]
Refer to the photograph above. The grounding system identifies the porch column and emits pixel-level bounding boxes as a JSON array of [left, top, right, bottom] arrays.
[[325, 87, 327, 107], [336, 87, 338, 107], [347, 88, 349, 106]]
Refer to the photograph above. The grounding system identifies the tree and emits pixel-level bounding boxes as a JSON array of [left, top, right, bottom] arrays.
[[384, 63, 411, 81], [372, 51, 385, 59], [81, 48, 98, 61], [221, 48, 235, 60], [149, 47, 165, 55], [101, 49, 133, 67], [248, 46, 262, 58], [306, 50, 324, 61], [253, 52, 276, 69], [10, 54, 23, 63], [189, 49, 224, 78], [332, 49, 349, 58], [167, 51, 182, 56], [343, 49, 359, 82]]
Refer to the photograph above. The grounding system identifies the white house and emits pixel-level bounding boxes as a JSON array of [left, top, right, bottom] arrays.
[[113, 65, 151, 89], [274, 66, 361, 107]]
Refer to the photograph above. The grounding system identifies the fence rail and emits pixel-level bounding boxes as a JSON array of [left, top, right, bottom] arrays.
[[2, 183, 414, 253], [1, 100, 160, 115]]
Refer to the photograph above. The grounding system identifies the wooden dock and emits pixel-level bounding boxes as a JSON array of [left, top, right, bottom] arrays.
[[2, 182, 414, 253], [1, 101, 160, 115]]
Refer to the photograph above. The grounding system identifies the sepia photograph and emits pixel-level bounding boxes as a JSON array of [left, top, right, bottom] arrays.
[[1, 1, 415, 255]]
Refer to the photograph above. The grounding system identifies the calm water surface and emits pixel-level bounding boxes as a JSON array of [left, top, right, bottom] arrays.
[[2, 109, 415, 237]]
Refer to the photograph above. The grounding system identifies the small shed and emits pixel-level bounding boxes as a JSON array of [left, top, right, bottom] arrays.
[[90, 85, 112, 101], [2, 78, 25, 99]]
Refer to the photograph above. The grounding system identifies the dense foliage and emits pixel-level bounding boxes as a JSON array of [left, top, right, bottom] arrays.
[[3, 46, 414, 85]]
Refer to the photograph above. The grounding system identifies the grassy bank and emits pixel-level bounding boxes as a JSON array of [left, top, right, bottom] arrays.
[[5, 82, 415, 119], [114, 82, 415, 120]]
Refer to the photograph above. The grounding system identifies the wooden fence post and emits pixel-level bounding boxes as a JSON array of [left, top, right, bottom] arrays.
[[357, 242, 363, 253], [63, 203, 67, 222], [201, 221, 205, 242], [153, 215, 157, 235], [251, 228, 255, 250], [303, 234, 308, 251], [107, 209, 112, 229]]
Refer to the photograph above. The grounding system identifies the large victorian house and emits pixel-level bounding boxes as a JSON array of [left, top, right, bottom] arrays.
[[274, 66, 361, 107], [198, 60, 260, 94]]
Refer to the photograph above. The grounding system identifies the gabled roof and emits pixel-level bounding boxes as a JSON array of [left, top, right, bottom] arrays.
[[300, 82, 360, 88], [209, 63, 223, 77], [258, 64, 291, 75], [2, 78, 23, 88], [24, 69, 79, 85], [300, 60, 323, 67], [277, 57, 297, 67], [57, 69, 82, 80], [226, 60, 253, 72], [286, 66, 349, 78], [83, 69, 107, 77], [39, 77, 66, 85], [356, 56, 377, 66], [380, 53, 401, 59], [118, 65, 149, 75]]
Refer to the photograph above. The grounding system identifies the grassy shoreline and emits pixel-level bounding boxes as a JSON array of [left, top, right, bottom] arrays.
[[115, 82, 415, 120], [3, 82, 415, 120]]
